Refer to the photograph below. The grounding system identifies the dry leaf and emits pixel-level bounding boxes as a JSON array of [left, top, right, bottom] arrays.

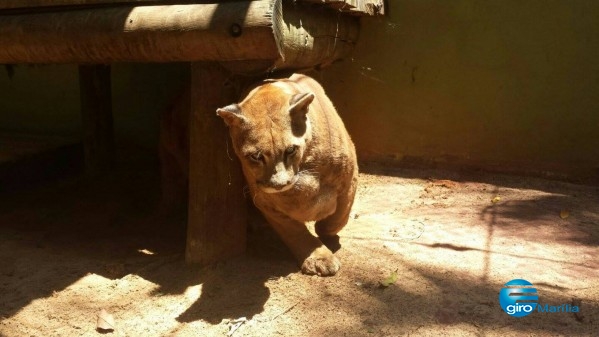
[[431, 179, 459, 189], [491, 196, 501, 204], [96, 309, 115, 332], [227, 317, 247, 336], [560, 209, 570, 219], [380, 270, 398, 288]]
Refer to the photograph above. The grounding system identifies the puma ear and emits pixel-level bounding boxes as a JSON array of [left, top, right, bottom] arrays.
[[288, 92, 315, 116], [216, 104, 245, 126]]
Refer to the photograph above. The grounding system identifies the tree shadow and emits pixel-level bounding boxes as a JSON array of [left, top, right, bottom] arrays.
[[352, 162, 599, 332], [0, 150, 296, 325], [361, 162, 599, 249], [2, 156, 599, 335], [480, 194, 599, 246], [137, 225, 297, 325], [314, 244, 599, 336]]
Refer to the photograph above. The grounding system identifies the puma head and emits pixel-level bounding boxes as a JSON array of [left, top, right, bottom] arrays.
[[217, 82, 314, 194]]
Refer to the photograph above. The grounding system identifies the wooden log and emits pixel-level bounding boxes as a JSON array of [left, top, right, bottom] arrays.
[[79, 64, 115, 174], [186, 62, 247, 265], [0, 1, 278, 64], [0, 1, 359, 71], [273, 2, 359, 69], [300, 0, 385, 16], [0, 0, 161, 10], [0, 0, 156, 9], [0, 0, 384, 16]]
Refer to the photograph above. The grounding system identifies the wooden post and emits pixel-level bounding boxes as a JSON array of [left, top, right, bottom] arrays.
[[79, 64, 114, 174], [186, 62, 247, 265]]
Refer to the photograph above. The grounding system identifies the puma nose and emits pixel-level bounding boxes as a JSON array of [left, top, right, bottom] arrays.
[[272, 181, 290, 190], [257, 180, 288, 190]]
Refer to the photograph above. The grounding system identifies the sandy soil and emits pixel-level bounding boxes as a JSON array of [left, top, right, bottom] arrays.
[[1, 160, 598, 337]]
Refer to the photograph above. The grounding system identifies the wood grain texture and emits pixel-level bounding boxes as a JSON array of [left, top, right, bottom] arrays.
[[301, 0, 385, 16], [0, 1, 278, 63], [0, 0, 384, 16], [0, 0, 360, 69], [79, 65, 115, 174], [186, 62, 247, 265], [272, 2, 359, 70], [0, 0, 160, 9]]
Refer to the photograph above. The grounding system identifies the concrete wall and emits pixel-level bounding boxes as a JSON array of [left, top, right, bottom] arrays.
[[0, 63, 187, 150], [319, 0, 599, 180], [0, 65, 80, 137]]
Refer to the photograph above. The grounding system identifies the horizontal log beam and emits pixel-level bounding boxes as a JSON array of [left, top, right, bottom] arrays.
[[0, 1, 278, 64], [0, 1, 359, 69], [273, 2, 359, 69], [0, 0, 161, 10], [0, 0, 383, 16], [302, 0, 384, 16]]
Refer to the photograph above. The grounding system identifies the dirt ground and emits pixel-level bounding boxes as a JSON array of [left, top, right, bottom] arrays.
[[1, 158, 598, 337]]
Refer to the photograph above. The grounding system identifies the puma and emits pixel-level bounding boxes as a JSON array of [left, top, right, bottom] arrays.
[[217, 73, 358, 276]]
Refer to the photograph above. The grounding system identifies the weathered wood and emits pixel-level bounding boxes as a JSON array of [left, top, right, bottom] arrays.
[[79, 65, 115, 173], [0, 0, 160, 10], [186, 62, 247, 265], [0, 0, 383, 16], [301, 0, 385, 16], [0, 1, 360, 70], [273, 2, 359, 69], [0, 1, 278, 64]]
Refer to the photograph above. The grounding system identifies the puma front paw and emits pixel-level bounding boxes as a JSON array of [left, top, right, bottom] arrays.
[[301, 248, 341, 276]]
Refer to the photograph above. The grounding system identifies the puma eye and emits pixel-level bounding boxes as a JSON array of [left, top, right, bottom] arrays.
[[285, 145, 298, 156], [249, 152, 264, 162]]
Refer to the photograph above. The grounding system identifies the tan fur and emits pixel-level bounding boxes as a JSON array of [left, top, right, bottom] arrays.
[[218, 73, 358, 276]]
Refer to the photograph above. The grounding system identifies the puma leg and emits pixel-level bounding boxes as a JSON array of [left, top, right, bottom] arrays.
[[262, 212, 340, 276], [315, 180, 357, 238]]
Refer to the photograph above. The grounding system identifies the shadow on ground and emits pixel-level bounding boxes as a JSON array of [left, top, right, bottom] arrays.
[[0, 157, 295, 326], [0, 158, 598, 336]]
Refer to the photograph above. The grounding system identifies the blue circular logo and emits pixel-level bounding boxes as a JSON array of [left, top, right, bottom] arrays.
[[499, 279, 538, 317]]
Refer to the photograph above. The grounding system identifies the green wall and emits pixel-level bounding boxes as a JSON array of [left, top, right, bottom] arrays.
[[0, 65, 80, 136], [320, 0, 599, 179], [0, 63, 187, 150]]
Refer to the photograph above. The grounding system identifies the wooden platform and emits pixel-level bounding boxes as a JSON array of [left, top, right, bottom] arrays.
[[0, 0, 384, 266]]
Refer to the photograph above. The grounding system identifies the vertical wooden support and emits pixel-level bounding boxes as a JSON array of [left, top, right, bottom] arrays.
[[186, 62, 247, 264], [79, 64, 114, 173]]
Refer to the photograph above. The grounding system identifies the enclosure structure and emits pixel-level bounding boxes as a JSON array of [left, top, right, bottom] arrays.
[[0, 0, 384, 265]]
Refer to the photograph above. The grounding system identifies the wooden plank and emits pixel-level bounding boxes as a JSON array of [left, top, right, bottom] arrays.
[[300, 0, 384, 16], [186, 62, 247, 265], [79, 65, 115, 174]]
